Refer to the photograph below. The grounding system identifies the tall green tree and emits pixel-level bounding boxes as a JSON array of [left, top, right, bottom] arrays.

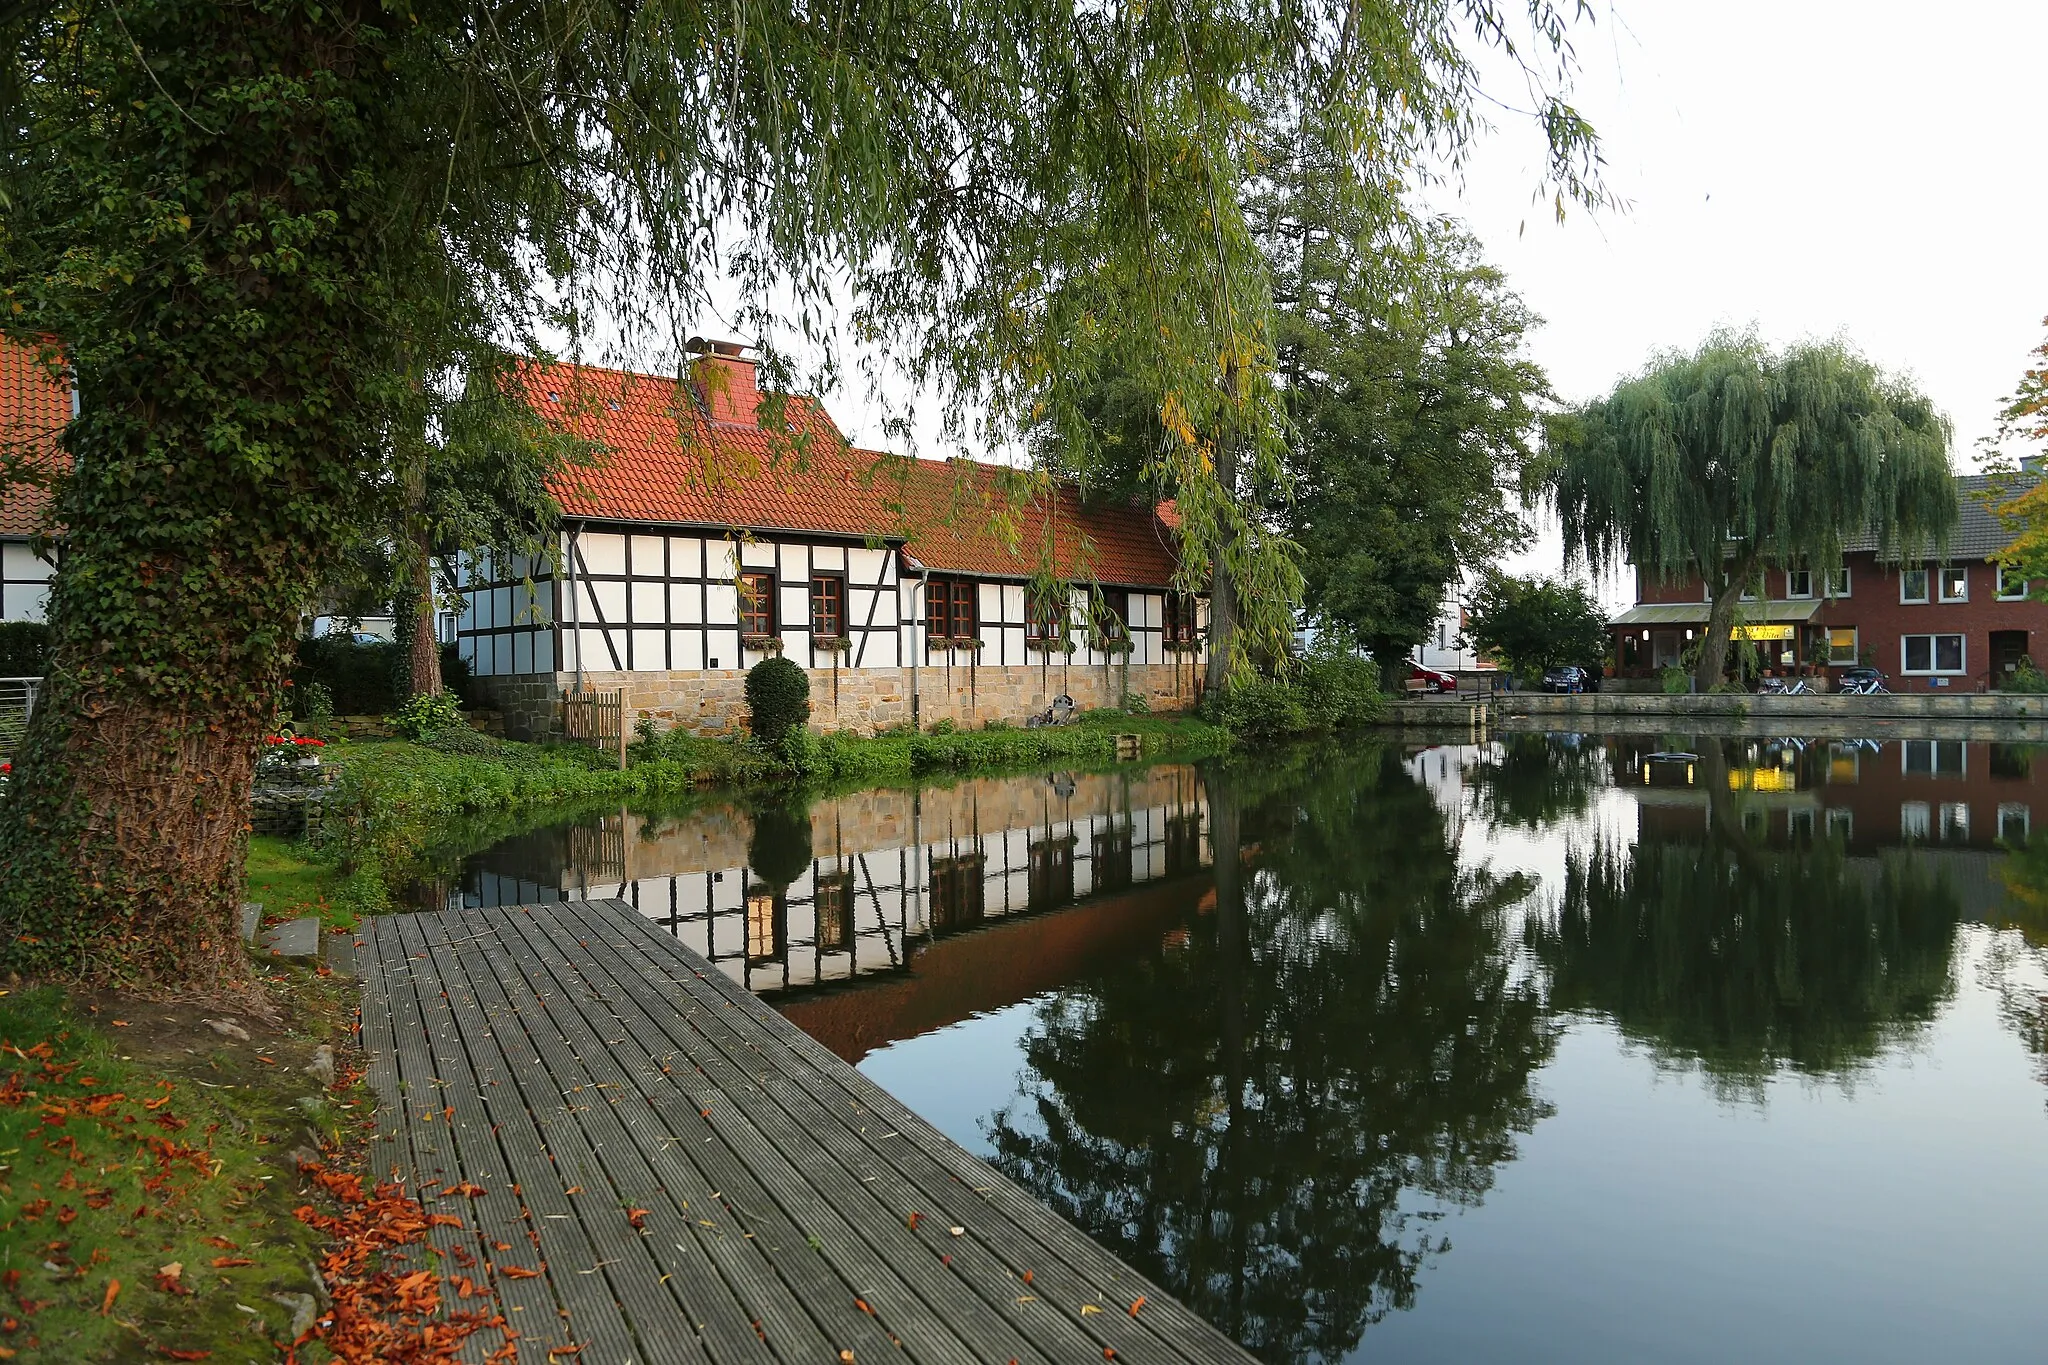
[[1459, 569, 1606, 680], [1280, 220, 1546, 684], [1546, 334, 1957, 691], [0, 0, 1601, 987]]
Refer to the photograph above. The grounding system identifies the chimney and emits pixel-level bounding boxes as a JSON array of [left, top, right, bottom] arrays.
[[686, 336, 760, 426]]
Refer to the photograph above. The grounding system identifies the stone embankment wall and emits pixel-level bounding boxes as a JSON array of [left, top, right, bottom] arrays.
[[470, 658, 1204, 741], [1501, 692, 2048, 721]]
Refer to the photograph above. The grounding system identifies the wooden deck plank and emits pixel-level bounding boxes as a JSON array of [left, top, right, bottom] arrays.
[[574, 900, 1254, 1365], [436, 904, 854, 1365], [357, 900, 1260, 1365], [506, 901, 1063, 1365], [553, 899, 1228, 1365], [383, 913, 631, 1362], [363, 917, 538, 1363]]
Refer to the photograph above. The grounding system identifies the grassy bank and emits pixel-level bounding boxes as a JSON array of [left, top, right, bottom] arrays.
[[251, 709, 1237, 924], [0, 980, 360, 1361]]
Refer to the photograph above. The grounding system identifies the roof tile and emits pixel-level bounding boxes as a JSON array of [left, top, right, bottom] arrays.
[[526, 360, 1182, 587], [0, 338, 67, 538]]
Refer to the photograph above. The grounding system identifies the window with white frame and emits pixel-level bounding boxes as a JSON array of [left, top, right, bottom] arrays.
[[1825, 567, 1851, 598], [1828, 627, 1859, 665], [1998, 803, 2031, 844], [1938, 566, 1968, 602], [1826, 807, 1854, 841], [1939, 803, 1970, 842], [1997, 564, 2028, 600], [1787, 808, 1816, 842], [1900, 802, 1931, 840], [1903, 739, 1966, 775], [1784, 568, 1813, 599], [1899, 566, 1929, 603], [1902, 634, 1964, 675]]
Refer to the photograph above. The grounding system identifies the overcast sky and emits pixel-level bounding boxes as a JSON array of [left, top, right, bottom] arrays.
[[732, 3, 2048, 607], [1447, 0, 2048, 599]]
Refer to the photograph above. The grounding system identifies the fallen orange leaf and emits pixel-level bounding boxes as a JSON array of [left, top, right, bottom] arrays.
[[1129, 1295, 1146, 1317], [209, 1257, 254, 1269], [99, 1279, 119, 1315]]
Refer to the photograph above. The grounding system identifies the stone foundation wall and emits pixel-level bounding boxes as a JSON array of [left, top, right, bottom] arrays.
[[469, 658, 1204, 741]]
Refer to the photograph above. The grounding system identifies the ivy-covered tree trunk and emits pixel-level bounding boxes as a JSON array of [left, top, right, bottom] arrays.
[[0, 0, 400, 989], [1206, 424, 1242, 695], [402, 453, 444, 700]]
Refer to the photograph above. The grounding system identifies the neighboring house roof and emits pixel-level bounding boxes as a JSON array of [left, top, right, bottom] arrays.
[[523, 354, 1183, 588], [0, 338, 68, 538], [1840, 472, 2026, 560]]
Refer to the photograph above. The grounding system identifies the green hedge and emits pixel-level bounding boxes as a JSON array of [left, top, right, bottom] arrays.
[[290, 636, 474, 717], [0, 620, 52, 676]]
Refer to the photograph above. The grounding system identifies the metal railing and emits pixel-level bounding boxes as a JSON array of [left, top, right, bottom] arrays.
[[0, 677, 41, 758]]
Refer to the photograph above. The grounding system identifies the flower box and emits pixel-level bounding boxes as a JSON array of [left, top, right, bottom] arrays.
[[815, 635, 853, 655], [1091, 636, 1134, 655], [740, 634, 784, 655], [1024, 637, 1076, 654]]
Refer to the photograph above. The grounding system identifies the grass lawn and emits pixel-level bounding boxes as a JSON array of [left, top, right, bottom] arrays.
[[243, 835, 353, 932], [0, 977, 363, 1362]]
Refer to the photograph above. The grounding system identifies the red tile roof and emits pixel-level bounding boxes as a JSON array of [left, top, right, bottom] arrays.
[[524, 358, 1184, 588], [0, 338, 68, 537]]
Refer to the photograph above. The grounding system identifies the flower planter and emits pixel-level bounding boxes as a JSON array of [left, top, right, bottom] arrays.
[[740, 634, 784, 655]]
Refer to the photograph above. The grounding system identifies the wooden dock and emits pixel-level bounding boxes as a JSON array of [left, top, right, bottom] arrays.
[[355, 898, 1257, 1364]]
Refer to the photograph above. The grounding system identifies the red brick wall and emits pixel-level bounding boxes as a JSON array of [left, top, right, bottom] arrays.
[[1622, 553, 2048, 690]]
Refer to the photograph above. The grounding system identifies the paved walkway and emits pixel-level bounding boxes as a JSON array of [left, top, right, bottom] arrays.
[[356, 898, 1256, 1364]]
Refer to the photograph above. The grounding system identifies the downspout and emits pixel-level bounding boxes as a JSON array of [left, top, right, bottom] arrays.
[[568, 522, 583, 695], [905, 552, 929, 730]]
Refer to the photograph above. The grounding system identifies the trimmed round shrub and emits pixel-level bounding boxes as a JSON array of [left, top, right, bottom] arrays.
[[745, 655, 811, 745]]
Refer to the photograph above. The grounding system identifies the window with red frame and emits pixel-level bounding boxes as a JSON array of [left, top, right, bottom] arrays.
[[1164, 591, 1198, 643], [738, 571, 776, 636], [810, 574, 845, 637], [1095, 588, 1129, 640], [927, 577, 977, 639]]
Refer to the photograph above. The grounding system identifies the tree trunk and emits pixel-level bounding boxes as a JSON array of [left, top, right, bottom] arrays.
[[1693, 562, 1756, 692], [403, 456, 443, 698], [0, 0, 399, 990], [1206, 411, 1242, 695]]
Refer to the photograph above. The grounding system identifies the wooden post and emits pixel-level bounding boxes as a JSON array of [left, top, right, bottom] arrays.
[[616, 688, 627, 771]]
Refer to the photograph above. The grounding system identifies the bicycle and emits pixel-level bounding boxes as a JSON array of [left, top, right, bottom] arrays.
[[1840, 676, 1890, 695]]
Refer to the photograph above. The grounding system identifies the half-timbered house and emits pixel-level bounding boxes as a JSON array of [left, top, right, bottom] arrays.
[[0, 340, 65, 623], [460, 343, 1206, 737]]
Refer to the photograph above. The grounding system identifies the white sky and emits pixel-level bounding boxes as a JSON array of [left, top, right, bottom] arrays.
[[707, 2, 2048, 611], [1447, 0, 2048, 603]]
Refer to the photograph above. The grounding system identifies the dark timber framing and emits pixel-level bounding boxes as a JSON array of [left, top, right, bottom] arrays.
[[355, 897, 1259, 1365]]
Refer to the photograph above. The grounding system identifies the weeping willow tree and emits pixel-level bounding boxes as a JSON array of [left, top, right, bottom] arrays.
[[0, 0, 1602, 989], [1546, 334, 1957, 690]]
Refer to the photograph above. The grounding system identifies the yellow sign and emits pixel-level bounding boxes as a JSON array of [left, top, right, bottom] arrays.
[[1731, 624, 1796, 641]]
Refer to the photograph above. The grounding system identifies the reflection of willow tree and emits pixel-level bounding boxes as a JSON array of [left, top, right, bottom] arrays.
[[984, 746, 1554, 1364], [1989, 840, 2048, 1094], [1464, 732, 1607, 827], [1533, 811, 1962, 1092]]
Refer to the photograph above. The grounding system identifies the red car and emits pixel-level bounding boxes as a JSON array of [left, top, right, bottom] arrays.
[[1408, 663, 1458, 695]]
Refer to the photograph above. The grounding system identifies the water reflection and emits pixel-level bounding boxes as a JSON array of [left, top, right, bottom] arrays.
[[450, 766, 1211, 1000], [985, 748, 1554, 1364], [443, 733, 2048, 1361]]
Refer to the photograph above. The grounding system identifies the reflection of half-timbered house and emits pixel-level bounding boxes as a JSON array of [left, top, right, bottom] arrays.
[[0, 341, 66, 623], [459, 342, 1206, 736]]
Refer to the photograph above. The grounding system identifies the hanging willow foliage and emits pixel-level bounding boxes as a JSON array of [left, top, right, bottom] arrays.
[[0, 0, 1602, 986], [1546, 332, 1958, 690]]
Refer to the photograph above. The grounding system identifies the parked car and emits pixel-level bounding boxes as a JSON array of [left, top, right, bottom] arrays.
[[1407, 663, 1459, 695], [1542, 665, 1595, 694]]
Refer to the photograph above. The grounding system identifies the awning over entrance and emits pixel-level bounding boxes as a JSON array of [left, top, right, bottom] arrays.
[[1610, 599, 1822, 628]]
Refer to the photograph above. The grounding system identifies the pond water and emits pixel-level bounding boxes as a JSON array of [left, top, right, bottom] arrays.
[[441, 733, 2048, 1364]]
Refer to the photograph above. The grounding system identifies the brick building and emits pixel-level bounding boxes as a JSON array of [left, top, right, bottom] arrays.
[[1610, 474, 2043, 691], [460, 344, 1207, 736]]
